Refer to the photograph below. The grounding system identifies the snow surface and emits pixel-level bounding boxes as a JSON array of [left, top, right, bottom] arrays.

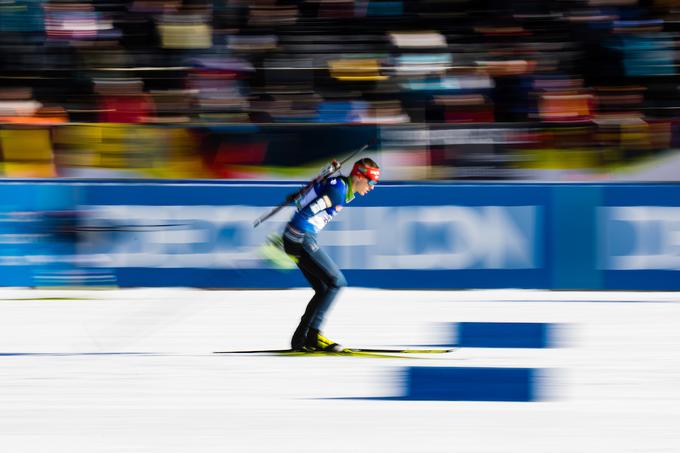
[[0, 288, 679, 453]]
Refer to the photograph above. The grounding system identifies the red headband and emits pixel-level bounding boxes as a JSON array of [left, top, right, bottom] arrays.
[[352, 163, 380, 182]]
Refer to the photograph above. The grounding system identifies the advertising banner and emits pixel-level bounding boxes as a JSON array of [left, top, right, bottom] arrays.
[[0, 180, 678, 290]]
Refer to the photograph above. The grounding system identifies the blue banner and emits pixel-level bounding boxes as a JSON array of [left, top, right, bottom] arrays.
[[599, 185, 680, 290], [73, 182, 550, 288], [0, 180, 679, 290]]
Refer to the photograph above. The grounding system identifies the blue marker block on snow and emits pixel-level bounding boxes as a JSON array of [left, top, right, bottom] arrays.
[[404, 366, 538, 402], [456, 322, 552, 348]]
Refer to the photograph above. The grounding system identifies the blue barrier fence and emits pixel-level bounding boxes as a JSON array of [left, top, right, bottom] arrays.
[[0, 180, 678, 290]]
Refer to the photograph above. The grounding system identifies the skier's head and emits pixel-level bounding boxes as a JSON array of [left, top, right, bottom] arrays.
[[350, 158, 380, 195]]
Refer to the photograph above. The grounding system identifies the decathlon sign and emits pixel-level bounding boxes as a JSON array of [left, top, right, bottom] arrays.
[[77, 204, 540, 271]]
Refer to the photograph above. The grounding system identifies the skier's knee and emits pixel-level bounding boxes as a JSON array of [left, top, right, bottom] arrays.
[[312, 281, 328, 294], [331, 273, 347, 289]]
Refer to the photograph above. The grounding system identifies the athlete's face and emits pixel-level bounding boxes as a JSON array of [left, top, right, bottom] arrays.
[[355, 175, 376, 196]]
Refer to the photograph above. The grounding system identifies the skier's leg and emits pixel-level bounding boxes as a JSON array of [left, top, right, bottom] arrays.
[[284, 231, 347, 350], [293, 237, 346, 351], [284, 229, 329, 349], [290, 263, 327, 349], [298, 235, 347, 330]]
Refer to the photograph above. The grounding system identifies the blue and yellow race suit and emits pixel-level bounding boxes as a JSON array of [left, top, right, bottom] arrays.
[[283, 175, 354, 347], [288, 175, 355, 234]]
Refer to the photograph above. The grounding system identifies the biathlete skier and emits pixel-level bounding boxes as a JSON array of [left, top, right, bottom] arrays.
[[282, 157, 380, 352]]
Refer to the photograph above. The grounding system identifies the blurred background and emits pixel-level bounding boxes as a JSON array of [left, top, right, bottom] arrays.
[[2, 0, 680, 181], [1, 0, 680, 291]]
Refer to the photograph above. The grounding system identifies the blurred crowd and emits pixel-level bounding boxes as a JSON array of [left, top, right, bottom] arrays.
[[1, 0, 680, 179]]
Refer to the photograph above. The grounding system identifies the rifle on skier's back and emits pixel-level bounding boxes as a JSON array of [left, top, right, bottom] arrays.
[[253, 144, 369, 228]]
